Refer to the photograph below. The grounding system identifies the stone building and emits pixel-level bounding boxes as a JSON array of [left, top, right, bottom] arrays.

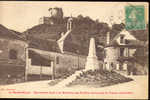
[[0, 24, 27, 66], [39, 7, 63, 25], [103, 29, 146, 75]]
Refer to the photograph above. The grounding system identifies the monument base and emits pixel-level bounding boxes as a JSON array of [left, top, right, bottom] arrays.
[[85, 56, 99, 71]]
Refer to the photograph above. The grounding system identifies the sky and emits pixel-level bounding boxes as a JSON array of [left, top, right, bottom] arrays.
[[0, 1, 149, 32]]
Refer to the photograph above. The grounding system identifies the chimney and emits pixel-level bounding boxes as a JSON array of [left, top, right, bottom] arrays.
[[106, 31, 110, 45]]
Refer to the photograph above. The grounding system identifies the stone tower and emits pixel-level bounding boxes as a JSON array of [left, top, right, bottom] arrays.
[[39, 7, 63, 25], [85, 38, 99, 71], [48, 7, 63, 19]]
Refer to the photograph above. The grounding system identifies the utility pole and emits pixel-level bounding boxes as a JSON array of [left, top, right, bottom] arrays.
[[25, 28, 29, 81], [25, 46, 28, 81], [76, 50, 79, 70], [78, 54, 79, 70], [53, 56, 56, 79]]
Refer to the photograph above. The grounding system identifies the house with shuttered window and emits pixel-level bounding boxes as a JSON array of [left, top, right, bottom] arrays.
[[103, 29, 147, 75]]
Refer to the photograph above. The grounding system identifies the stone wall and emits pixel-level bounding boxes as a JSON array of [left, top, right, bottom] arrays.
[[0, 38, 27, 64], [39, 17, 55, 25], [104, 47, 119, 64], [104, 47, 120, 70]]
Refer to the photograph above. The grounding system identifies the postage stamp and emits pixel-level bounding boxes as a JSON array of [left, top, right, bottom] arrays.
[[125, 5, 146, 30]]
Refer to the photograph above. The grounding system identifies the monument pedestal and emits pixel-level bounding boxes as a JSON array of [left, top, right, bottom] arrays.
[[85, 56, 99, 71]]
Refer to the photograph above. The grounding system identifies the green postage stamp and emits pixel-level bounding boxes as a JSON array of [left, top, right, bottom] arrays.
[[125, 5, 146, 30]]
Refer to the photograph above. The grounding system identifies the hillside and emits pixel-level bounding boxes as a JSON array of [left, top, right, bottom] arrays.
[[23, 16, 126, 59], [24, 16, 118, 46], [0, 24, 23, 40], [23, 16, 148, 61], [24, 24, 66, 41]]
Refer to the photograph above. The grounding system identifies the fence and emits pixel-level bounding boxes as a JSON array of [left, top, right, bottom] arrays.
[[27, 58, 53, 75]]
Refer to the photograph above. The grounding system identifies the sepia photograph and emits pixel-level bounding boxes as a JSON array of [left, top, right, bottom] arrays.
[[0, 1, 149, 99]]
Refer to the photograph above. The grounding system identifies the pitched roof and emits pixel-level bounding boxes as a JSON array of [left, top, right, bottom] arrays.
[[28, 36, 61, 53], [111, 28, 148, 42], [125, 39, 145, 46], [0, 24, 25, 41], [107, 29, 146, 47]]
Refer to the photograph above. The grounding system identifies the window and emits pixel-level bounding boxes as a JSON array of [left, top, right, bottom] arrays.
[[56, 56, 59, 64], [120, 35, 124, 43], [111, 62, 114, 68], [9, 49, 17, 59], [110, 62, 113, 66], [125, 39, 129, 44], [120, 48, 124, 57]]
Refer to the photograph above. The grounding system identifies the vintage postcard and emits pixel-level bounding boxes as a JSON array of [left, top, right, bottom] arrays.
[[0, 1, 149, 99]]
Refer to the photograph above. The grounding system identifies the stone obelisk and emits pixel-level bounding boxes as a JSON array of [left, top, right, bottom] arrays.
[[85, 38, 99, 71]]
